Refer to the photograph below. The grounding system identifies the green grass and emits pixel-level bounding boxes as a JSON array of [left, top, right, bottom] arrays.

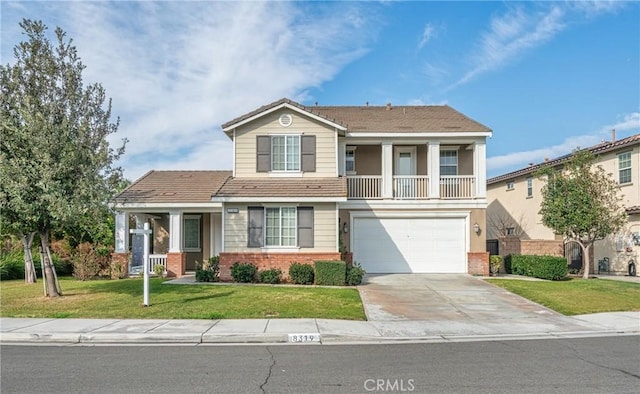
[[0, 277, 366, 320], [486, 278, 640, 315]]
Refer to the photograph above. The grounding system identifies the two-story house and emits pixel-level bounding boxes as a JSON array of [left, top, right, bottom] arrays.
[[112, 98, 493, 278], [486, 133, 640, 275]]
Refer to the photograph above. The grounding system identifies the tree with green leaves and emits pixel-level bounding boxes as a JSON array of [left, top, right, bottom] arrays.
[[0, 19, 126, 296], [538, 150, 627, 279]]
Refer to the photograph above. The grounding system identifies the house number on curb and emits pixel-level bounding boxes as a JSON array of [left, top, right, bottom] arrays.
[[288, 333, 321, 343]]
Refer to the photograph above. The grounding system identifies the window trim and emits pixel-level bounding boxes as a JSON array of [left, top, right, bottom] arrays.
[[183, 215, 201, 252], [345, 146, 356, 174], [271, 135, 301, 173], [265, 206, 297, 247], [526, 177, 533, 198], [506, 181, 515, 191], [618, 151, 632, 185]]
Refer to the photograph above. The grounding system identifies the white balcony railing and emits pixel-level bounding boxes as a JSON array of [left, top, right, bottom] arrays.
[[131, 254, 168, 275], [393, 176, 429, 199], [440, 176, 475, 199], [347, 176, 382, 199]]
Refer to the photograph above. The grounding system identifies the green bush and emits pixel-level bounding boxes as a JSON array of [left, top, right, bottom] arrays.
[[314, 260, 346, 286], [345, 262, 366, 286], [490, 255, 503, 275], [195, 256, 220, 282], [288, 263, 314, 285], [71, 242, 111, 280], [0, 251, 24, 280], [504, 254, 513, 274], [230, 262, 257, 283], [510, 255, 567, 280], [259, 268, 282, 284]]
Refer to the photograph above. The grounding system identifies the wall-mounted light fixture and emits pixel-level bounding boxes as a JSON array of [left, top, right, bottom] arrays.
[[342, 222, 348, 233], [473, 223, 480, 234]]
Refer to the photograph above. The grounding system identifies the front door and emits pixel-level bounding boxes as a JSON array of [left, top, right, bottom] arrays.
[[394, 147, 416, 198]]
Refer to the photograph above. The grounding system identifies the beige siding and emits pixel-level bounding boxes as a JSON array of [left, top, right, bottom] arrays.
[[487, 175, 555, 240], [234, 109, 337, 178], [224, 203, 337, 252]]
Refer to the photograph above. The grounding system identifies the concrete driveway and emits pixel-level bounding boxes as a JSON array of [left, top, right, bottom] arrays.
[[358, 274, 558, 321]]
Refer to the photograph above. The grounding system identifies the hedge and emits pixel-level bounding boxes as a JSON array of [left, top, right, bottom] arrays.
[[314, 260, 346, 286], [509, 254, 567, 280]]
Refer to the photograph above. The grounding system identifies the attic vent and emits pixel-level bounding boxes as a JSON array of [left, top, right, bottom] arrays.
[[279, 114, 293, 127]]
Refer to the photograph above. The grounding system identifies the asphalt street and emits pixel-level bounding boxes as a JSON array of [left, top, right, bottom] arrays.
[[2, 336, 639, 393]]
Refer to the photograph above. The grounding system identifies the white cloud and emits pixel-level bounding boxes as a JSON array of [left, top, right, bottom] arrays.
[[449, 2, 628, 90], [418, 23, 436, 49], [488, 112, 640, 175], [2, 2, 375, 180]]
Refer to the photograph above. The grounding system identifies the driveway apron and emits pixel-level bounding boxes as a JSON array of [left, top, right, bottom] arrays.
[[358, 274, 558, 321]]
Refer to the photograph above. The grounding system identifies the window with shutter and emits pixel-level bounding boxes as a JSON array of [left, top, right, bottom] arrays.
[[297, 207, 314, 248], [256, 136, 271, 172], [301, 135, 316, 172]]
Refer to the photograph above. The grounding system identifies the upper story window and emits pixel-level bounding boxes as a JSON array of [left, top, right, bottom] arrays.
[[526, 177, 533, 197], [618, 151, 632, 184], [272, 135, 300, 172], [183, 215, 201, 252], [345, 147, 356, 174], [506, 181, 514, 190], [256, 135, 315, 173], [440, 150, 458, 176]]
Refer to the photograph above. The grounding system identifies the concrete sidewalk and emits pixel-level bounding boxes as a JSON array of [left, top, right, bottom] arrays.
[[1, 311, 638, 345]]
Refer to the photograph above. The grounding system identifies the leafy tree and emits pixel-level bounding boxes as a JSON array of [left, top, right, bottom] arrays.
[[0, 19, 126, 296], [538, 150, 627, 279]]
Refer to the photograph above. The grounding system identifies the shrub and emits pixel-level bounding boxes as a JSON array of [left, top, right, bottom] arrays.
[[504, 254, 513, 274], [0, 250, 24, 280], [289, 263, 314, 285], [314, 260, 346, 286], [510, 255, 567, 280], [230, 262, 257, 283], [111, 260, 127, 279], [195, 256, 220, 282], [259, 268, 282, 284], [345, 262, 366, 286], [490, 255, 503, 275], [153, 264, 165, 277], [71, 243, 111, 280]]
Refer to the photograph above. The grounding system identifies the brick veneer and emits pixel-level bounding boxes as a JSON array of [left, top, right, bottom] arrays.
[[110, 252, 130, 279], [468, 252, 489, 276], [219, 252, 342, 281], [166, 252, 186, 278], [498, 237, 563, 257]]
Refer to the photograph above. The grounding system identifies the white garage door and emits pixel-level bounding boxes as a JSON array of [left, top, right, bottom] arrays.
[[352, 217, 467, 273]]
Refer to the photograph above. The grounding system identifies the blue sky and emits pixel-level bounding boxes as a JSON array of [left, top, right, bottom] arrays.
[[2, 1, 638, 180]]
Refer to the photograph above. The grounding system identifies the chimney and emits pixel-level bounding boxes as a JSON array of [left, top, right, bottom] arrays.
[[314, 101, 318, 107], [365, 101, 369, 107], [612, 128, 616, 143], [386, 102, 392, 110], [544, 157, 549, 162]]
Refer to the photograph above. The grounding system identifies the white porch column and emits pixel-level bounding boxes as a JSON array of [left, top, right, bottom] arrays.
[[114, 211, 129, 252], [474, 141, 487, 198], [381, 142, 393, 199], [338, 139, 347, 176], [428, 142, 440, 198], [169, 211, 183, 252]]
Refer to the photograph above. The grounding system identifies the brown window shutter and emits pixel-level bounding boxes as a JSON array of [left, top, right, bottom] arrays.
[[297, 207, 314, 248], [256, 136, 271, 172], [301, 135, 316, 172], [247, 207, 264, 247]]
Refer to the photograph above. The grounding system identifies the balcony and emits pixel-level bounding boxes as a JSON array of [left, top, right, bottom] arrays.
[[347, 175, 475, 200]]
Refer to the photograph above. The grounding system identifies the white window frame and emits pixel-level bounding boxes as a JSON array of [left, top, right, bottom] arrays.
[[346, 146, 356, 174], [439, 149, 458, 176], [506, 181, 514, 191], [183, 215, 201, 252], [506, 227, 515, 236], [526, 177, 533, 197], [618, 151, 632, 184], [271, 135, 300, 172], [265, 207, 297, 247]]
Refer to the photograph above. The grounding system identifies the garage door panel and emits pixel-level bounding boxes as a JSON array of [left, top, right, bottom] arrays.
[[353, 217, 466, 274]]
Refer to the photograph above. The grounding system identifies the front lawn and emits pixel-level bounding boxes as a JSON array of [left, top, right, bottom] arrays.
[[486, 278, 640, 315], [0, 277, 366, 320]]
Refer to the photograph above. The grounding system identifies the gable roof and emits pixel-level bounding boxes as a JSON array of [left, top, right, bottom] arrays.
[[113, 170, 232, 204], [212, 177, 347, 200], [221, 97, 491, 135], [487, 133, 640, 185]]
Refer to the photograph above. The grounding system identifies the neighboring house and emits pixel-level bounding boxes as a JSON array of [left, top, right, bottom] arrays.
[[486, 133, 640, 275], [112, 98, 493, 278]]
